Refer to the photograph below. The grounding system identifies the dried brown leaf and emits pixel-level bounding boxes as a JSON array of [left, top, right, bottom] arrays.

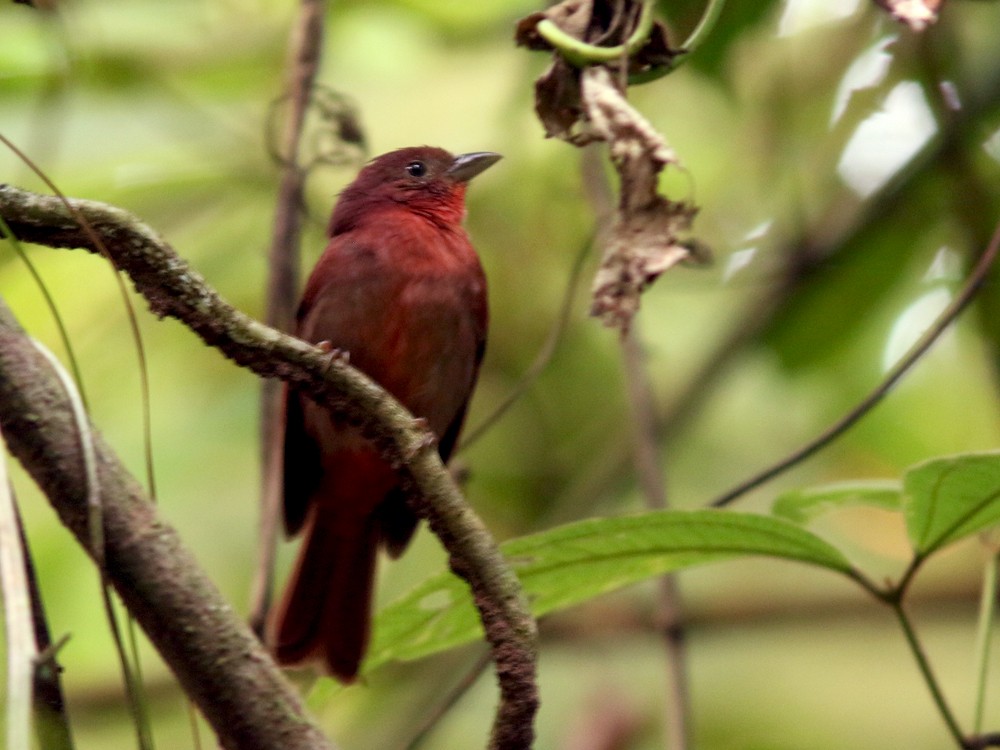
[[517, 0, 680, 141], [533, 60, 589, 142], [516, 1, 699, 331], [515, 0, 593, 51], [582, 68, 698, 331]]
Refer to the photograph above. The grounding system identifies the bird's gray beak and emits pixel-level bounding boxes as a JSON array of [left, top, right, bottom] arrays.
[[447, 152, 502, 183]]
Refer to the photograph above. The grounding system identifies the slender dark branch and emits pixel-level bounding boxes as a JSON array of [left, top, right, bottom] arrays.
[[580, 142, 691, 749], [16, 505, 76, 750], [252, 0, 326, 641], [891, 602, 968, 748], [712, 217, 1000, 507], [402, 649, 492, 750], [621, 328, 691, 750], [0, 183, 538, 750], [893, 554, 929, 601], [265, 0, 325, 336], [968, 733, 1000, 749]]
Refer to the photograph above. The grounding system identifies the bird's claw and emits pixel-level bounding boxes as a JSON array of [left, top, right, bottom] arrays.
[[405, 418, 437, 459], [317, 341, 350, 365]]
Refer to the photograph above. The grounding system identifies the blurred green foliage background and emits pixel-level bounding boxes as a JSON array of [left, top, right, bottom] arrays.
[[4, 0, 1000, 748]]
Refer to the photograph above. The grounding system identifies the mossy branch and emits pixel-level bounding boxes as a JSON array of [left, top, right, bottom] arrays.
[[0, 183, 538, 750]]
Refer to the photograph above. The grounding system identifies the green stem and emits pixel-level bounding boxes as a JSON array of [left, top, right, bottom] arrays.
[[628, 0, 728, 84], [893, 602, 968, 748], [973, 549, 999, 733], [896, 555, 926, 598], [682, 0, 726, 55], [535, 0, 655, 66], [844, 567, 891, 603], [534, 0, 727, 84]]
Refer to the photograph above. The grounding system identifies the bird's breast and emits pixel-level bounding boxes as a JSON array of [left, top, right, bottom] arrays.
[[298, 220, 486, 440]]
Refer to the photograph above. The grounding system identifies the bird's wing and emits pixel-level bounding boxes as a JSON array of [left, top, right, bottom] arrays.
[[282, 227, 486, 537]]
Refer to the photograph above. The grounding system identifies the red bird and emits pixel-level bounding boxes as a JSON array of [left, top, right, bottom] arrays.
[[269, 146, 499, 681]]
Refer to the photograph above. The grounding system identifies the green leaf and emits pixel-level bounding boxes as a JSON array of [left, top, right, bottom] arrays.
[[366, 509, 854, 671], [904, 451, 1000, 555], [773, 480, 903, 524]]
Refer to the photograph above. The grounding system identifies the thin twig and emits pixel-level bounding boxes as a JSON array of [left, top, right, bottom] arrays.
[[712, 217, 1000, 507], [581, 139, 691, 748], [0, 136, 158, 501], [402, 650, 493, 750], [972, 548, 999, 733], [252, 0, 327, 641], [0, 211, 86, 749], [16, 508, 76, 750], [968, 733, 1000, 749], [621, 328, 690, 750], [0, 214, 86, 404], [892, 602, 967, 748], [628, 0, 729, 84], [265, 0, 325, 335]]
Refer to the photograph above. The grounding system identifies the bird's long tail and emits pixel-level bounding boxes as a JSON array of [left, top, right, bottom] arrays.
[[268, 509, 378, 681]]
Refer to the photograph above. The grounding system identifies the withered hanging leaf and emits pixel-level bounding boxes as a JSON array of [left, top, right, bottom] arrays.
[[516, 1, 699, 331], [589, 201, 697, 331], [582, 68, 698, 332], [632, 22, 679, 76], [518, 0, 602, 142], [515, 0, 593, 51], [515, 0, 678, 71], [533, 59, 589, 142], [517, 0, 680, 142]]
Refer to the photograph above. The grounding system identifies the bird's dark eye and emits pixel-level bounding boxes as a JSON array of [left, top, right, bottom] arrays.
[[405, 161, 427, 177]]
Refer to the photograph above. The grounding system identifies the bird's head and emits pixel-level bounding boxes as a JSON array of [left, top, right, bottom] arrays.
[[329, 146, 501, 235]]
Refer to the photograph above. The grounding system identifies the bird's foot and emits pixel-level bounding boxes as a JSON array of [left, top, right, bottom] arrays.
[[316, 340, 350, 365], [405, 417, 438, 459]]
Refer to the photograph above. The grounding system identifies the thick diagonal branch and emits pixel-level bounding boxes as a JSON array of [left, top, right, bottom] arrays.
[[0, 299, 335, 750], [0, 183, 538, 750]]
